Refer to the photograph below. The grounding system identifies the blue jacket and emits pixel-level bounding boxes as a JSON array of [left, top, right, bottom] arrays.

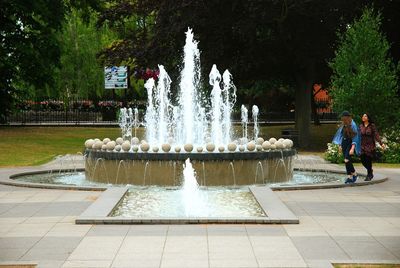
[[332, 120, 361, 155]]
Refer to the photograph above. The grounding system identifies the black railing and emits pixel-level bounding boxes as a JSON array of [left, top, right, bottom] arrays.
[[5, 98, 337, 124], [6, 110, 338, 124], [8, 110, 107, 124]]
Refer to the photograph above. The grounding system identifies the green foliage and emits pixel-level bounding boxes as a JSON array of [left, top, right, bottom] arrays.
[[329, 7, 400, 130], [324, 143, 344, 164], [381, 127, 400, 163], [325, 127, 400, 164], [53, 8, 117, 100], [0, 0, 65, 122]]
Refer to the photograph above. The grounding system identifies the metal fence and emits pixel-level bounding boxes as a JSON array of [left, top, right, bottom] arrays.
[[6, 109, 338, 125], [5, 97, 337, 124], [7, 110, 107, 124]]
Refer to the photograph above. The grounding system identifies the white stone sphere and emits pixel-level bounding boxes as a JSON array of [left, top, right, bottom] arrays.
[[116, 137, 124, 145], [94, 138, 101, 142], [131, 137, 140, 145], [197, 146, 203, 153], [122, 141, 131, 152], [85, 139, 95, 149], [247, 142, 256, 151], [256, 145, 263, 151], [152, 146, 159, 153], [218, 146, 225, 152], [174, 146, 181, 153], [184, 144, 193, 152], [140, 139, 147, 144], [106, 141, 115, 151], [228, 143, 237, 152], [275, 141, 284, 149], [140, 143, 150, 152], [269, 137, 277, 144], [115, 144, 121, 152], [270, 144, 277, 150], [94, 141, 103, 150], [262, 141, 271, 150], [162, 143, 171, 152], [132, 145, 139, 152], [256, 137, 264, 145], [206, 143, 215, 152], [103, 138, 111, 144], [101, 144, 107, 151], [283, 139, 291, 148], [283, 139, 293, 148], [239, 145, 245, 152]]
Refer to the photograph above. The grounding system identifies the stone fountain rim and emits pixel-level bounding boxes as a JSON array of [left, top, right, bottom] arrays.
[[2, 167, 388, 192]]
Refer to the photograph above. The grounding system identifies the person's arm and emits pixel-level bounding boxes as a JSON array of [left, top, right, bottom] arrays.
[[349, 144, 355, 155], [372, 124, 385, 149], [350, 121, 361, 155], [372, 124, 382, 144], [332, 126, 343, 145]]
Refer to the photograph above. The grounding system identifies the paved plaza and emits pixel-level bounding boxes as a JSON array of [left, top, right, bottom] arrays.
[[0, 156, 399, 268]]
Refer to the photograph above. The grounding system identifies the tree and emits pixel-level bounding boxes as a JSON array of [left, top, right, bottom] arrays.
[[54, 8, 116, 100], [329, 7, 399, 130], [0, 0, 65, 122], [0, 0, 102, 122]]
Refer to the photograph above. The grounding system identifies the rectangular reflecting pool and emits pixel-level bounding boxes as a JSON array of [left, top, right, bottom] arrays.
[[111, 186, 266, 218]]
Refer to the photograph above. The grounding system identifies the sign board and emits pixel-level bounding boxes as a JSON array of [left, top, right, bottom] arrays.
[[104, 66, 128, 89]]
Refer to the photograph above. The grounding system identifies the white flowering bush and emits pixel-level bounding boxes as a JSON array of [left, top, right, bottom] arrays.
[[325, 128, 400, 163], [325, 143, 344, 164], [381, 128, 400, 163]]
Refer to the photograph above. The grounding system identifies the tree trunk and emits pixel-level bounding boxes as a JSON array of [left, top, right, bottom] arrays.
[[294, 61, 315, 149], [311, 94, 321, 125]]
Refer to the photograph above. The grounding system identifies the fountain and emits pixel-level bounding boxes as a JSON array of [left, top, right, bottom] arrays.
[[84, 28, 296, 186]]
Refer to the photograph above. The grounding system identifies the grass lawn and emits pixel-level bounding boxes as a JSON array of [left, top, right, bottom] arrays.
[[0, 124, 337, 167]]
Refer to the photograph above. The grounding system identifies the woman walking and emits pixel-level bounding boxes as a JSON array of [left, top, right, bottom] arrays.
[[359, 113, 385, 181], [333, 111, 361, 184]]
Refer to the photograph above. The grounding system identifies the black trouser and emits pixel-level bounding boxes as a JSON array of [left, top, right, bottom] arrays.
[[360, 154, 373, 175], [342, 138, 355, 175]]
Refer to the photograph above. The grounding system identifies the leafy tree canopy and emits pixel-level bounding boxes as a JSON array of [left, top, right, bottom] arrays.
[[329, 7, 399, 130]]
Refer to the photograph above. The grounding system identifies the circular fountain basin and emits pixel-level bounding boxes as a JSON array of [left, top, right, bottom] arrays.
[[84, 148, 297, 186], [11, 169, 353, 187]]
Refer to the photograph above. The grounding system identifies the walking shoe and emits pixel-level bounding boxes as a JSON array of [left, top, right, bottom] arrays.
[[352, 175, 358, 183], [364, 174, 373, 181], [345, 178, 353, 184]]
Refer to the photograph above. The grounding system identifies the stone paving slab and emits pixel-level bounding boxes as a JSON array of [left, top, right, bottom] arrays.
[[0, 156, 399, 267]]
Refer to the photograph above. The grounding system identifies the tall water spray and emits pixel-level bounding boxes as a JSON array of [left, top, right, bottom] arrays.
[[118, 107, 133, 140], [222, 70, 236, 144], [133, 108, 139, 137], [178, 28, 203, 144], [142, 28, 243, 147], [252, 105, 259, 140], [144, 78, 156, 144], [155, 65, 172, 143], [241, 105, 248, 141], [210, 64, 223, 146]]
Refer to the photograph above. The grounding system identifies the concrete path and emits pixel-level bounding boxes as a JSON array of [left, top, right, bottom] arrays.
[[0, 156, 399, 268]]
